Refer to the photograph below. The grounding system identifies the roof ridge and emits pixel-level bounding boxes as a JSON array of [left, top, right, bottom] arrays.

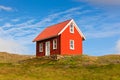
[[46, 19, 72, 28]]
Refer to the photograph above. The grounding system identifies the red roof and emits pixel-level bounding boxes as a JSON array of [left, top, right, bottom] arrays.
[[33, 19, 71, 42]]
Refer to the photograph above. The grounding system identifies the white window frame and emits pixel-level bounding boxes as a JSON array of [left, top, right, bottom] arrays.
[[39, 43, 43, 52], [70, 40, 74, 50], [53, 39, 57, 49], [70, 23, 74, 33]]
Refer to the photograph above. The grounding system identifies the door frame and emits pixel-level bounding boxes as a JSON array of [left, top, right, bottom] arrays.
[[45, 41, 50, 56]]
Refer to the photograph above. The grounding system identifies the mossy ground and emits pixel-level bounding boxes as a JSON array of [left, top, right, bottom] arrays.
[[0, 53, 120, 80]]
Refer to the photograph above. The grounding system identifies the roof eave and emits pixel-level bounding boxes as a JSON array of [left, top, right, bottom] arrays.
[[32, 35, 59, 42], [82, 37, 86, 41]]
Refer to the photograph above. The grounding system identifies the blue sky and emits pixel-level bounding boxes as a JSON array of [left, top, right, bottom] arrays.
[[0, 0, 120, 56]]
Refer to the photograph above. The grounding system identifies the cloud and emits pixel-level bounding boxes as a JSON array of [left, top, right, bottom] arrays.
[[0, 38, 28, 54], [2, 23, 12, 28], [35, 7, 83, 25], [76, 6, 120, 39], [0, 27, 29, 54], [77, 0, 120, 6], [11, 19, 20, 22], [0, 5, 12, 11], [84, 22, 120, 38], [4, 7, 85, 38], [116, 39, 120, 53]]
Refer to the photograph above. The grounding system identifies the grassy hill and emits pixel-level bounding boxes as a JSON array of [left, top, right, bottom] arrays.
[[0, 52, 33, 63], [0, 52, 120, 80]]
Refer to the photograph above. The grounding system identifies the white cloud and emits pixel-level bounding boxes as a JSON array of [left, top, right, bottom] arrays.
[[0, 27, 29, 54], [4, 7, 85, 38], [11, 19, 20, 22], [86, 31, 120, 38], [0, 5, 12, 11], [77, 0, 120, 6], [0, 38, 28, 54], [35, 7, 82, 25], [83, 22, 120, 38], [76, 6, 120, 39], [116, 40, 120, 53], [2, 23, 12, 28]]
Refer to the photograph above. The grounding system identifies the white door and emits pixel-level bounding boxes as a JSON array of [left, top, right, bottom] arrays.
[[45, 41, 50, 56]]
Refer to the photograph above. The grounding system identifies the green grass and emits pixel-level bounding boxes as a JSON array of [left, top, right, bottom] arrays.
[[0, 52, 33, 63], [0, 53, 120, 80]]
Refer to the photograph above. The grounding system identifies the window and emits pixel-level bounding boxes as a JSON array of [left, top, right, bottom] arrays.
[[70, 40, 74, 50], [53, 39, 57, 49], [70, 23, 74, 33], [39, 43, 43, 52]]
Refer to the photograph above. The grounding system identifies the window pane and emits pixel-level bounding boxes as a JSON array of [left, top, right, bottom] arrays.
[[70, 40, 74, 50], [39, 43, 43, 52], [70, 23, 74, 33], [53, 39, 57, 49]]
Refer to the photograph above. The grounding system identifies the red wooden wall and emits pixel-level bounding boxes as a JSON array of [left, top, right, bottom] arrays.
[[36, 36, 60, 57], [60, 25, 83, 55]]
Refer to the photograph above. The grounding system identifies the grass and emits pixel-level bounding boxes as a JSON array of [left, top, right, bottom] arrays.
[[0, 52, 120, 80], [0, 52, 33, 63]]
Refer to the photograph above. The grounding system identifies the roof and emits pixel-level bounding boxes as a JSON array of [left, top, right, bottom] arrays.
[[33, 19, 85, 42]]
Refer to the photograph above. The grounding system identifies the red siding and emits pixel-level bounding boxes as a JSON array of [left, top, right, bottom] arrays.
[[60, 25, 83, 55], [36, 36, 60, 57]]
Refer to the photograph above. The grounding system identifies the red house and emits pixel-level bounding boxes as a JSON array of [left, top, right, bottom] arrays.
[[33, 19, 85, 57]]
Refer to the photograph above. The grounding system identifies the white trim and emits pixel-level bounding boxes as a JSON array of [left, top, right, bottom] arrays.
[[72, 20, 86, 40], [45, 41, 50, 56], [70, 40, 74, 50], [58, 19, 73, 35], [58, 19, 86, 40], [53, 39, 57, 49]]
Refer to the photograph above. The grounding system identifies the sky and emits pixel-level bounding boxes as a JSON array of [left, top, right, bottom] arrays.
[[0, 0, 120, 56]]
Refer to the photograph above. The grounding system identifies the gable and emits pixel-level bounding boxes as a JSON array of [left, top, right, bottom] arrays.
[[58, 19, 86, 40]]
